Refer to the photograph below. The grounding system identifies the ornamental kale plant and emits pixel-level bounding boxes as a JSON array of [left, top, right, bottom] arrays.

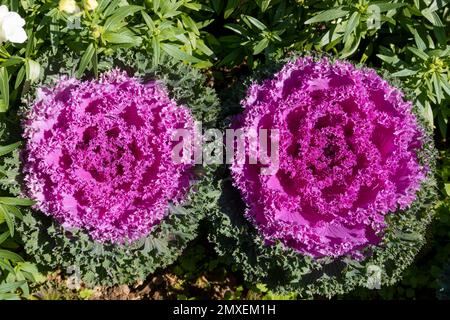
[[208, 54, 437, 297], [9, 50, 221, 287], [231, 56, 426, 258], [23, 69, 194, 243]]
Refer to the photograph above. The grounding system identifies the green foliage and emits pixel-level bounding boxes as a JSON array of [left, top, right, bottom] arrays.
[[1, 0, 448, 138], [301, 0, 450, 138], [0, 0, 448, 299], [0, 140, 44, 300], [437, 256, 450, 299]]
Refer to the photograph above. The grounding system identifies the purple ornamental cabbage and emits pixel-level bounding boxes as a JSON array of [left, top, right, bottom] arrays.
[[23, 69, 194, 243], [231, 57, 426, 258]]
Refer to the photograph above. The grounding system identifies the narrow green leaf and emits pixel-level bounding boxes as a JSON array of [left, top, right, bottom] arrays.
[[412, 29, 427, 51], [0, 56, 24, 68], [421, 8, 444, 26], [343, 12, 360, 44], [437, 112, 447, 138], [305, 8, 349, 24], [445, 183, 450, 196], [340, 33, 361, 58], [376, 53, 400, 65], [224, 23, 247, 35], [0, 231, 9, 245], [0, 281, 26, 294], [0, 142, 21, 157], [160, 43, 201, 63], [259, 0, 271, 12], [408, 46, 429, 60], [0, 67, 9, 112], [253, 38, 270, 55], [196, 39, 214, 56], [319, 24, 342, 47], [4, 205, 23, 220], [183, 2, 202, 11], [103, 5, 142, 31], [102, 0, 121, 16], [181, 15, 200, 35], [152, 37, 161, 67], [439, 74, 450, 96], [428, 0, 450, 12], [103, 31, 142, 45], [224, 0, 239, 19], [423, 101, 434, 128], [0, 259, 14, 273], [0, 205, 14, 237], [243, 15, 267, 30], [76, 43, 95, 78], [0, 293, 20, 300], [14, 66, 25, 90], [392, 69, 419, 77], [373, 2, 406, 12], [141, 11, 155, 31], [0, 249, 23, 263], [152, 0, 160, 12], [0, 197, 35, 206], [432, 72, 443, 103]]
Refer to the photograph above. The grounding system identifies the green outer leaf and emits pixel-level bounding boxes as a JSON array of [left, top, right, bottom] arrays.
[[0, 259, 14, 273], [76, 43, 96, 78], [0, 204, 14, 237], [151, 37, 161, 67], [103, 31, 141, 45], [0, 142, 21, 157], [432, 72, 443, 103], [392, 69, 419, 77], [1, 56, 24, 68], [0, 249, 24, 263], [103, 5, 143, 31], [413, 29, 427, 51], [0, 198, 35, 206], [258, 0, 271, 12], [253, 38, 270, 55], [160, 43, 201, 63], [440, 74, 450, 96], [343, 12, 360, 44], [0, 231, 9, 245], [3, 205, 22, 220], [0, 293, 20, 300], [373, 2, 406, 12], [0, 281, 26, 294], [408, 46, 429, 60], [243, 15, 267, 30], [421, 8, 444, 27], [224, 0, 239, 19], [305, 8, 349, 24], [141, 11, 155, 31], [0, 67, 9, 112]]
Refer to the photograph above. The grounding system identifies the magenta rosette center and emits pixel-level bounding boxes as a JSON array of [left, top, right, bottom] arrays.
[[232, 57, 426, 258], [23, 69, 194, 243]]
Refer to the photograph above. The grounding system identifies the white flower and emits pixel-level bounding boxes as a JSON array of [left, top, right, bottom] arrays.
[[59, 0, 79, 14], [0, 5, 27, 44], [85, 0, 98, 11]]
